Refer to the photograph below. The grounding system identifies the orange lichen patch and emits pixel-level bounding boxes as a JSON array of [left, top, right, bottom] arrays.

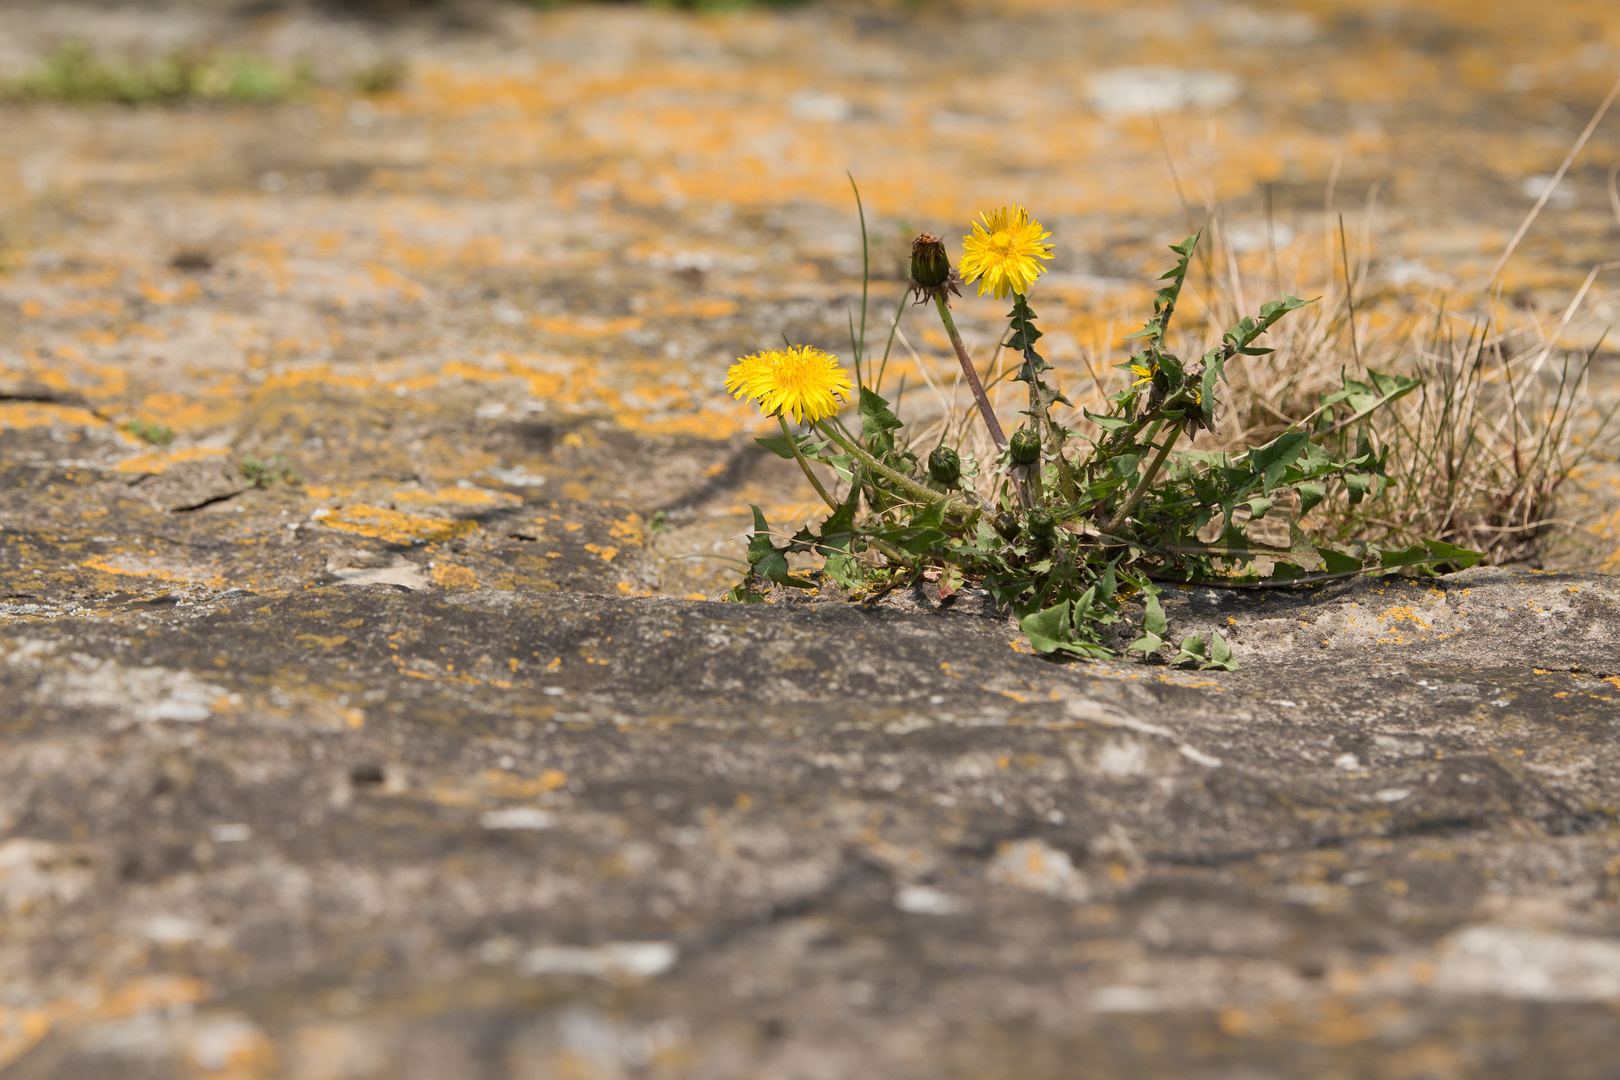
[[1380, 606, 1431, 630], [137, 278, 202, 306], [582, 543, 619, 562], [530, 314, 645, 338], [439, 360, 514, 384], [0, 1007, 53, 1073], [137, 386, 244, 433], [392, 485, 523, 513], [316, 505, 478, 545], [81, 554, 225, 586], [255, 366, 377, 394], [0, 976, 210, 1072], [300, 484, 359, 501], [114, 445, 231, 475], [642, 297, 737, 320], [103, 975, 211, 1018], [607, 514, 646, 546], [0, 402, 108, 431], [479, 768, 567, 799], [431, 563, 479, 588]]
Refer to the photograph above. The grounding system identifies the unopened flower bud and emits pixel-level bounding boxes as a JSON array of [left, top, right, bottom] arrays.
[[1009, 428, 1041, 466], [1027, 510, 1056, 543], [910, 233, 951, 289], [928, 444, 961, 485]]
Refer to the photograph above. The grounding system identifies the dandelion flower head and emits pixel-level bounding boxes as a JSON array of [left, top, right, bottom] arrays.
[[725, 345, 853, 424], [1129, 360, 1155, 387], [959, 206, 1054, 299]]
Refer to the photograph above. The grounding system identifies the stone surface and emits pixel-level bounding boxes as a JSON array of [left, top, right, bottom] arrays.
[[0, 569, 1618, 1077], [3, 1, 1620, 1076]]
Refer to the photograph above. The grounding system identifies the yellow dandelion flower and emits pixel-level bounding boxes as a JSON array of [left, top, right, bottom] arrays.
[[725, 345, 853, 424], [1129, 361, 1155, 387], [959, 206, 1054, 299]]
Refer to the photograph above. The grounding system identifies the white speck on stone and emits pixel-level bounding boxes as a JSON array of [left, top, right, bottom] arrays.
[[894, 885, 964, 916], [787, 91, 851, 123], [1087, 67, 1241, 116], [480, 808, 556, 831], [331, 559, 428, 591], [522, 941, 677, 979], [1374, 788, 1411, 802], [1096, 737, 1149, 777], [1520, 175, 1576, 208], [1434, 925, 1620, 1001], [136, 914, 209, 945], [1090, 985, 1163, 1013], [542, 686, 567, 696], [186, 1016, 268, 1072], [987, 838, 1086, 899], [483, 464, 548, 488], [1178, 743, 1222, 768], [35, 659, 228, 725], [1334, 753, 1362, 770], [209, 823, 251, 843]]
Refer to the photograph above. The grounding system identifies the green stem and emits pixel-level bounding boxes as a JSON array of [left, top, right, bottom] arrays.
[[866, 535, 913, 569], [1106, 426, 1181, 536], [933, 294, 1007, 448], [780, 415, 838, 512], [815, 421, 972, 521]]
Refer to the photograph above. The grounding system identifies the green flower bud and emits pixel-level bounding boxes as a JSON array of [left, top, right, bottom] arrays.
[[1027, 510, 1056, 542], [910, 233, 951, 290], [927, 444, 961, 485], [1008, 428, 1041, 466]]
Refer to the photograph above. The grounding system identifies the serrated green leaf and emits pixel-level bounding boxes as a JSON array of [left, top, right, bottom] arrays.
[[746, 505, 812, 588], [1316, 546, 1363, 575], [1296, 480, 1327, 517], [1021, 600, 1073, 653], [1422, 538, 1484, 570], [1084, 409, 1131, 433], [1128, 634, 1164, 655], [1204, 629, 1237, 670], [754, 434, 798, 460], [858, 386, 904, 438], [1143, 589, 1168, 638], [1378, 542, 1432, 569], [1248, 431, 1310, 494]]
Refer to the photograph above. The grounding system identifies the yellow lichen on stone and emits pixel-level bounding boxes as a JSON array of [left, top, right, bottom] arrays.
[[317, 505, 477, 545]]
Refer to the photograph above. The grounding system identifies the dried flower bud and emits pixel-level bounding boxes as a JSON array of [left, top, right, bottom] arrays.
[[927, 444, 962, 485], [1008, 428, 1041, 466], [909, 233, 961, 305], [911, 233, 951, 289]]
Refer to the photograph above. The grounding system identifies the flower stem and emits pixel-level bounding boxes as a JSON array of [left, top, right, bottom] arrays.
[[814, 421, 972, 521], [1106, 426, 1181, 536], [933, 294, 1007, 448], [780, 415, 838, 512]]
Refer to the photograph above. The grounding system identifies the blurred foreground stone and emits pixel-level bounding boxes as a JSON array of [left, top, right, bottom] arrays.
[[1, 567, 1619, 1078]]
